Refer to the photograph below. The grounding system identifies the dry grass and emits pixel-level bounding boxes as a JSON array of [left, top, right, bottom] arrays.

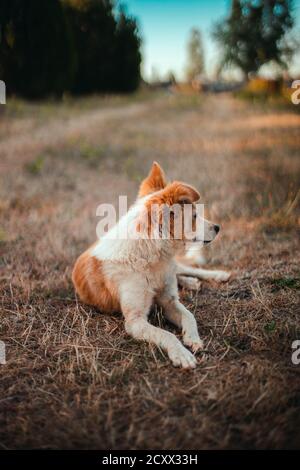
[[0, 91, 300, 449]]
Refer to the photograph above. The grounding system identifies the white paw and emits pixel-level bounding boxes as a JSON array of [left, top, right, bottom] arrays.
[[213, 271, 231, 282], [178, 276, 201, 291], [183, 334, 204, 353], [168, 344, 197, 369]]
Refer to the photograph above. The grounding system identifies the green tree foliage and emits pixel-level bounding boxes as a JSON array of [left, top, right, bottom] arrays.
[[113, 9, 142, 92], [64, 1, 141, 94], [0, 0, 142, 98], [185, 28, 205, 81], [0, 0, 76, 98], [64, 0, 117, 94], [212, 0, 295, 76]]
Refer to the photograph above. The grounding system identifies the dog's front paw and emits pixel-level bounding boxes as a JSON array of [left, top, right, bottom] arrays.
[[213, 270, 231, 282], [168, 344, 197, 369], [183, 334, 204, 353]]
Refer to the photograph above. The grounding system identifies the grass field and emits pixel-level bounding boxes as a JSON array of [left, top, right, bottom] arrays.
[[0, 91, 299, 449]]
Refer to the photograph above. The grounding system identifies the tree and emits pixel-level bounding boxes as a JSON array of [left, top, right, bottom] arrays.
[[113, 8, 142, 92], [185, 28, 205, 82], [63, 0, 141, 94], [0, 0, 142, 98], [212, 0, 295, 77], [0, 0, 76, 98], [64, 0, 117, 94], [167, 70, 177, 84]]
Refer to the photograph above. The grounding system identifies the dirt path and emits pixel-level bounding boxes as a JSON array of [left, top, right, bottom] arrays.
[[0, 100, 151, 168]]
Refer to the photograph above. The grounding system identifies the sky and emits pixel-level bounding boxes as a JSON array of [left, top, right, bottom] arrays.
[[122, 0, 300, 81]]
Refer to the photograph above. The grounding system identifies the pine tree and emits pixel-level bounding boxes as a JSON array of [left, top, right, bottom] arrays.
[[113, 9, 141, 92], [64, 0, 117, 94], [0, 0, 76, 98], [64, 0, 141, 93], [0, 0, 142, 97]]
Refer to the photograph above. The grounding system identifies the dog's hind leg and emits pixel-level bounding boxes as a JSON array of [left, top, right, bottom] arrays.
[[120, 280, 197, 369], [177, 262, 231, 283]]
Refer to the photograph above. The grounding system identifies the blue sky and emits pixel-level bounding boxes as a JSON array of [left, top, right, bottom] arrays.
[[122, 0, 300, 80]]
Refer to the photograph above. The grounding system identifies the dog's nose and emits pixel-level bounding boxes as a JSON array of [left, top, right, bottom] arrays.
[[214, 224, 220, 234]]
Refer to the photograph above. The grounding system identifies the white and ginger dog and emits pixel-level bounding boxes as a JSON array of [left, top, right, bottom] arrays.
[[72, 162, 230, 369]]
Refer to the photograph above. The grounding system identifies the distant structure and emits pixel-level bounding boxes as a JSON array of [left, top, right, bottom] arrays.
[[0, 80, 6, 104]]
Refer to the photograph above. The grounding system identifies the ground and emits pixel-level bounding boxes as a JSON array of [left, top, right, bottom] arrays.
[[0, 91, 299, 449]]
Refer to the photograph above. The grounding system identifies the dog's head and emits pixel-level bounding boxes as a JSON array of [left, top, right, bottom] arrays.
[[137, 162, 220, 246]]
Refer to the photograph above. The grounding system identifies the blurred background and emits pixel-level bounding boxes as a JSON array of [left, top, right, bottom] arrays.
[[0, 0, 299, 97], [0, 0, 300, 451]]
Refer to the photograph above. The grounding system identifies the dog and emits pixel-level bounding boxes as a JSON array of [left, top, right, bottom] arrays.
[[72, 162, 230, 368]]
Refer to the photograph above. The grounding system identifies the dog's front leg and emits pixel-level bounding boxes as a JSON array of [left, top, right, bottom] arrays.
[[120, 280, 197, 369], [158, 281, 203, 353]]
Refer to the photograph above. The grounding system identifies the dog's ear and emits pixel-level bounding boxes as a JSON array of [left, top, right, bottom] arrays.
[[158, 181, 200, 205], [138, 161, 167, 198], [144, 181, 200, 239]]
